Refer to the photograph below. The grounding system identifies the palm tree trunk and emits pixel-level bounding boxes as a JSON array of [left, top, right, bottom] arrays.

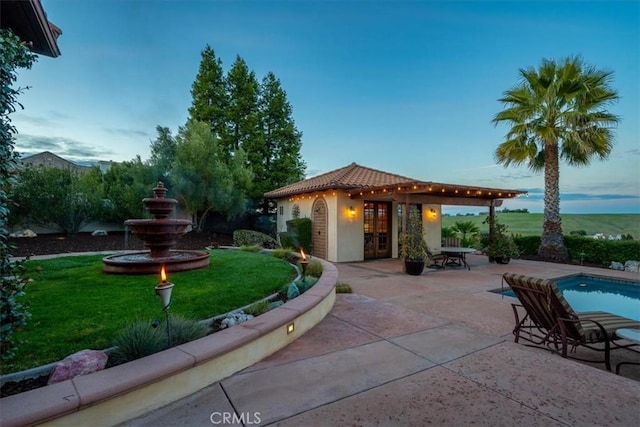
[[539, 142, 570, 262]]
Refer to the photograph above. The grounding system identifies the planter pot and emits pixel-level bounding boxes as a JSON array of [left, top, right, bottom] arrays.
[[404, 259, 425, 275], [494, 257, 511, 264]]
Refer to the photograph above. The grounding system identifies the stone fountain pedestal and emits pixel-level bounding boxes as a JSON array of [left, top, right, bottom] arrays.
[[103, 182, 210, 275]]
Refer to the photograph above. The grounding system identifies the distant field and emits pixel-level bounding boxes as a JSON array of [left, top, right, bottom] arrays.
[[441, 213, 640, 238]]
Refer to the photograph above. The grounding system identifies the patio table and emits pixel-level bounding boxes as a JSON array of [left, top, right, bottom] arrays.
[[439, 247, 476, 270]]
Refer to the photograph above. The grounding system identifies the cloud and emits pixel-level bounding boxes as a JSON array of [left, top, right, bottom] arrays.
[[14, 133, 114, 162], [612, 148, 640, 157], [517, 188, 638, 203], [104, 127, 150, 138]]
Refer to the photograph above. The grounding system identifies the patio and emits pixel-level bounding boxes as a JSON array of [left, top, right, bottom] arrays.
[[125, 256, 640, 426]]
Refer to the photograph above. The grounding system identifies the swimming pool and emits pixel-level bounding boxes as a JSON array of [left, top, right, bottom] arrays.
[[498, 274, 640, 321]]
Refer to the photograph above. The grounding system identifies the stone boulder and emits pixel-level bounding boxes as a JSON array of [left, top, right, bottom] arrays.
[[624, 260, 639, 273], [220, 311, 254, 329], [91, 230, 108, 236], [9, 229, 37, 238], [609, 261, 625, 271], [47, 349, 108, 385]]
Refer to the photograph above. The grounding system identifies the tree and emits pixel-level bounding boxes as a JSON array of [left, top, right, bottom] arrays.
[[172, 120, 253, 231], [452, 220, 480, 248], [188, 45, 228, 139], [224, 55, 261, 157], [0, 29, 37, 360], [12, 166, 106, 234], [103, 156, 160, 223], [493, 56, 619, 262], [253, 72, 306, 213], [148, 126, 176, 178]]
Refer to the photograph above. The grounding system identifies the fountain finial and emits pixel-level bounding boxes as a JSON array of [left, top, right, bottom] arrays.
[[153, 182, 167, 199]]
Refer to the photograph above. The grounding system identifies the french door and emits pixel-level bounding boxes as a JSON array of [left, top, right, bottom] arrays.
[[363, 201, 392, 259]]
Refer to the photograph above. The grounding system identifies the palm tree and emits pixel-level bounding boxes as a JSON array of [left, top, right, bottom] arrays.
[[493, 56, 619, 262]]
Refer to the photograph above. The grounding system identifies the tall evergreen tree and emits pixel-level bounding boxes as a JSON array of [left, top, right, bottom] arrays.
[[255, 72, 306, 213], [188, 45, 228, 139], [224, 55, 261, 156]]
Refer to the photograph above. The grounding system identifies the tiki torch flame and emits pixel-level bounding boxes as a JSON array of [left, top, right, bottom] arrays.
[[160, 265, 167, 282], [300, 248, 307, 261]]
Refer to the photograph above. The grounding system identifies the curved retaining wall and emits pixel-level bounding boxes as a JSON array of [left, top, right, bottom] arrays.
[[0, 258, 338, 427]]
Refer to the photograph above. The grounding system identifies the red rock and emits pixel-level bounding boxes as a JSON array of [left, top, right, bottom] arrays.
[[47, 349, 108, 384]]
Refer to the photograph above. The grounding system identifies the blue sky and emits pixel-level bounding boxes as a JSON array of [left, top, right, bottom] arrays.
[[13, 0, 640, 214]]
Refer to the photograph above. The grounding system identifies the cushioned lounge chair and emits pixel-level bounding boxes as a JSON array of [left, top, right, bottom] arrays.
[[502, 273, 640, 372]]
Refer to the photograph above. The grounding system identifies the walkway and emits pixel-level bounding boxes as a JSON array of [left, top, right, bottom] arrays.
[[123, 256, 640, 426]]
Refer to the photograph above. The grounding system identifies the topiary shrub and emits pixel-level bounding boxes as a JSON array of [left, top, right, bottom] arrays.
[[233, 229, 278, 248], [283, 218, 312, 252]]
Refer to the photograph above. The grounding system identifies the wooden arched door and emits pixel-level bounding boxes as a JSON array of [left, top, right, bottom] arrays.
[[312, 198, 328, 259]]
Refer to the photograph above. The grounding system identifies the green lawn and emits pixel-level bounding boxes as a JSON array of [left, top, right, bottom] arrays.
[[442, 213, 639, 237], [2, 250, 296, 374]]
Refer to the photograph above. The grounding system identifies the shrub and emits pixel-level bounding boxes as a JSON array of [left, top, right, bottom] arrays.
[[110, 316, 209, 365], [239, 245, 261, 253], [244, 300, 271, 317], [335, 282, 353, 293], [303, 258, 323, 277], [1, 29, 37, 361], [283, 218, 312, 252], [278, 232, 293, 249], [513, 235, 640, 266], [168, 316, 209, 346], [110, 321, 165, 365], [233, 229, 277, 248]]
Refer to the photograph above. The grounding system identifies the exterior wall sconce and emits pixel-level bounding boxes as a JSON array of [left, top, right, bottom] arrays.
[[287, 322, 295, 334], [430, 208, 437, 217], [348, 206, 356, 218]]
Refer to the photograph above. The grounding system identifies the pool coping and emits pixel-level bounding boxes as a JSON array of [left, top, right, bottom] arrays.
[[0, 257, 338, 427]]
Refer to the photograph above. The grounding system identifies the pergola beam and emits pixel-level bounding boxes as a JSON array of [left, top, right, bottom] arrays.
[[391, 194, 505, 207]]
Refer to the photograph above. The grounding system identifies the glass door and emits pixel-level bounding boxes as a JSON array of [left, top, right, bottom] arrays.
[[364, 202, 391, 259]]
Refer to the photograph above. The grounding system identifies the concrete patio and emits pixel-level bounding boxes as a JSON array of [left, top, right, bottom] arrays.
[[124, 256, 640, 426]]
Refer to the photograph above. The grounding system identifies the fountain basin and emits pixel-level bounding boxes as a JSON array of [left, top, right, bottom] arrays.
[[103, 250, 210, 275]]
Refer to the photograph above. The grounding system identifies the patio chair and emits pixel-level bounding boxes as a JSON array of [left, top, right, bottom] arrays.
[[502, 273, 640, 372], [426, 247, 446, 269], [441, 237, 464, 267]]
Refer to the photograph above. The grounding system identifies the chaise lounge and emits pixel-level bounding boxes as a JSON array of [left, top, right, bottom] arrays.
[[502, 273, 640, 372]]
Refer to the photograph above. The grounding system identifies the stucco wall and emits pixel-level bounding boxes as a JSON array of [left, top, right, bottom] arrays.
[[275, 195, 442, 262]]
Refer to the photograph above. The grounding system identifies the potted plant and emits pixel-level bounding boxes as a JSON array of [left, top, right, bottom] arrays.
[[483, 217, 520, 264], [399, 206, 428, 275]]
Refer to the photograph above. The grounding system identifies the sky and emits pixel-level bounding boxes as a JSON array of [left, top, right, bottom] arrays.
[[11, 0, 640, 214]]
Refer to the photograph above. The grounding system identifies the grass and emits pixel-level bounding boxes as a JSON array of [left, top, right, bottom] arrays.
[[2, 250, 296, 374], [442, 213, 640, 237]]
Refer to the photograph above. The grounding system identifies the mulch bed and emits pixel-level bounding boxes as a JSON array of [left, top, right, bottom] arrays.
[[8, 231, 233, 258]]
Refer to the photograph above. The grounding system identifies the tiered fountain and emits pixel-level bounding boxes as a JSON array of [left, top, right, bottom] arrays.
[[103, 182, 210, 274]]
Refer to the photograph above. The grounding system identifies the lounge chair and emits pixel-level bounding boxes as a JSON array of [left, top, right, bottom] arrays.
[[502, 273, 640, 372]]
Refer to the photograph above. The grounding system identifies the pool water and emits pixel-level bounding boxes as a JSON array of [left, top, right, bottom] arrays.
[[500, 274, 640, 321]]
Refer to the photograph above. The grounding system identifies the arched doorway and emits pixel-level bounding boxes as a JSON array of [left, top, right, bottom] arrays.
[[311, 198, 328, 259]]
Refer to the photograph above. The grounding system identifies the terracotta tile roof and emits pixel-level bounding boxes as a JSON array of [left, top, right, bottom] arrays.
[[264, 163, 417, 199], [265, 162, 527, 200]]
